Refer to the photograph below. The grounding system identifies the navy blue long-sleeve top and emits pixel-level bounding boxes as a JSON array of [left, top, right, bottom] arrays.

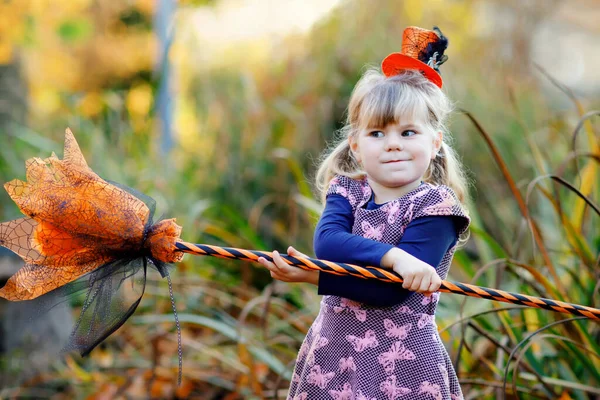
[[314, 194, 460, 307]]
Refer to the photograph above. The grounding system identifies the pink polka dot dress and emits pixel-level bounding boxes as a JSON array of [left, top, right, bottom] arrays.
[[287, 175, 470, 400]]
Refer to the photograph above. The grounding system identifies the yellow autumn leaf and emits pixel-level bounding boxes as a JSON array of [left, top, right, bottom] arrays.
[[0, 41, 13, 64], [79, 91, 104, 117], [127, 84, 153, 116]]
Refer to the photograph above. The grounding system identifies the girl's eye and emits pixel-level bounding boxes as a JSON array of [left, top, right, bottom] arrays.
[[368, 130, 384, 138], [402, 130, 417, 137]]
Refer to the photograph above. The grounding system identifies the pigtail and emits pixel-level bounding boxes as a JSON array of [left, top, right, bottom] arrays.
[[315, 126, 365, 204], [424, 140, 469, 205], [423, 139, 471, 244]]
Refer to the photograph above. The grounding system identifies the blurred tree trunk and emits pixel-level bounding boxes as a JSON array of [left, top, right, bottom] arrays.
[[0, 59, 26, 139], [155, 0, 175, 155], [0, 58, 27, 218], [0, 60, 72, 388]]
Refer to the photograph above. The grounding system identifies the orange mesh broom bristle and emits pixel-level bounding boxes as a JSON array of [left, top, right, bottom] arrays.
[[0, 129, 185, 382]]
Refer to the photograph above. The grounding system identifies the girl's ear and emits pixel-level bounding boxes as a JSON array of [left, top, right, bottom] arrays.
[[431, 131, 443, 159], [348, 136, 361, 163]]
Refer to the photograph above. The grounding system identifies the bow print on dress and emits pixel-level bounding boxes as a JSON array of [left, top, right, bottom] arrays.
[[361, 220, 385, 240], [298, 340, 310, 359], [418, 381, 442, 400], [403, 189, 430, 221], [438, 363, 449, 387], [396, 305, 414, 314], [359, 181, 372, 202], [334, 298, 367, 322], [339, 356, 357, 373], [422, 292, 440, 305], [346, 329, 379, 352], [312, 313, 324, 334], [417, 313, 435, 329], [306, 333, 329, 365], [328, 382, 354, 400], [356, 390, 377, 400], [422, 187, 455, 216], [334, 186, 357, 207], [306, 365, 335, 389], [383, 319, 412, 340], [384, 201, 402, 224], [377, 340, 416, 374], [379, 375, 411, 399]]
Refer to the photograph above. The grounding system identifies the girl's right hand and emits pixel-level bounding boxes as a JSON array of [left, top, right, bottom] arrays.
[[383, 248, 442, 296]]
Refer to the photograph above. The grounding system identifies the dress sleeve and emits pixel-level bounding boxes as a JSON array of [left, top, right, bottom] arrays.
[[410, 185, 470, 235], [325, 174, 368, 211], [317, 215, 459, 307]]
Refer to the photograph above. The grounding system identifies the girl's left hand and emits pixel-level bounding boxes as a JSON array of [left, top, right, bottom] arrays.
[[257, 246, 319, 285]]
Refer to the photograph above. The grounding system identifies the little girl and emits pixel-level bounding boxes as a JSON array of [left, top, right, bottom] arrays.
[[258, 26, 470, 400]]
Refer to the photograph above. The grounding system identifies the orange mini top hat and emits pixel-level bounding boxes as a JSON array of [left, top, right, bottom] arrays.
[[381, 26, 448, 88]]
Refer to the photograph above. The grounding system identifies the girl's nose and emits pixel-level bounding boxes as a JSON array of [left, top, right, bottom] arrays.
[[385, 136, 402, 151]]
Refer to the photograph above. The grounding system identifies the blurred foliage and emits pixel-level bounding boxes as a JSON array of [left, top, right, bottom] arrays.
[[0, 0, 155, 124], [0, 0, 599, 399]]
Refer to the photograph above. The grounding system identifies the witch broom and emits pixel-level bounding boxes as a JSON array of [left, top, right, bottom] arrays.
[[1, 130, 598, 383]]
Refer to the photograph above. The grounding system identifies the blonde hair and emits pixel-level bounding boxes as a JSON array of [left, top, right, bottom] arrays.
[[315, 68, 469, 209]]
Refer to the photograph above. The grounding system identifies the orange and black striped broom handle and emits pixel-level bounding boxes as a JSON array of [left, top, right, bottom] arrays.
[[175, 241, 600, 321]]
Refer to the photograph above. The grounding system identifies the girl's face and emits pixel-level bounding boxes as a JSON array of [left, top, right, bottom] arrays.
[[349, 117, 442, 197]]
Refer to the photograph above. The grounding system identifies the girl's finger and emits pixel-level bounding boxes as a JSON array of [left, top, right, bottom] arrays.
[[424, 281, 435, 295], [428, 280, 441, 293], [402, 273, 414, 289], [258, 257, 274, 272], [428, 275, 442, 292], [276, 260, 296, 274], [260, 254, 294, 282], [269, 271, 287, 282], [288, 246, 309, 259], [409, 276, 423, 292], [257, 256, 271, 267], [271, 251, 285, 271], [273, 251, 296, 274], [418, 276, 431, 293], [280, 252, 300, 273]]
